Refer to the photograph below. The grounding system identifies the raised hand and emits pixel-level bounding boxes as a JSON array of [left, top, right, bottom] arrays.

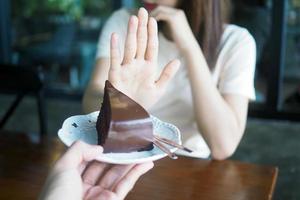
[[108, 8, 180, 110]]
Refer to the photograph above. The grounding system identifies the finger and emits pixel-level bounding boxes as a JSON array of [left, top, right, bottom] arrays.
[[156, 59, 180, 89], [122, 16, 138, 64], [85, 187, 118, 200], [114, 162, 154, 199], [152, 12, 170, 22], [110, 32, 121, 71], [97, 164, 135, 190], [82, 161, 109, 186], [145, 17, 158, 62], [150, 6, 174, 18], [136, 7, 149, 59], [97, 190, 118, 200], [54, 140, 103, 171]]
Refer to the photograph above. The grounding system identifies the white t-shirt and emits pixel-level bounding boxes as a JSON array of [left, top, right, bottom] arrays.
[[96, 9, 256, 158]]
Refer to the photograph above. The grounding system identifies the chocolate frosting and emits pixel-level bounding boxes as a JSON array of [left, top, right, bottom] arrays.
[[96, 80, 154, 153]]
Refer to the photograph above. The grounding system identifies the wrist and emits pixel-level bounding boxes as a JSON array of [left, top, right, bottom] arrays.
[[181, 37, 201, 57], [181, 41, 210, 76], [181, 40, 206, 66], [40, 169, 82, 200]]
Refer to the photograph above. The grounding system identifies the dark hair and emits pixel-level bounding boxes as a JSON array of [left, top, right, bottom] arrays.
[[178, 0, 231, 69]]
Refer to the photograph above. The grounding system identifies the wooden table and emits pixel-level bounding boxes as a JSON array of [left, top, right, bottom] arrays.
[[0, 132, 278, 200]]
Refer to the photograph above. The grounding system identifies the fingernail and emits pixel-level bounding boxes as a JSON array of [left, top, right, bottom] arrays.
[[130, 15, 137, 24], [111, 33, 118, 47], [147, 161, 154, 169], [94, 145, 103, 152], [150, 162, 154, 169], [139, 7, 148, 15], [112, 32, 118, 40]]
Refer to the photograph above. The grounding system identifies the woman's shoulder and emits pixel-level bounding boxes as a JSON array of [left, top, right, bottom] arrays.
[[101, 8, 134, 34], [220, 24, 255, 49], [107, 8, 132, 21], [217, 24, 256, 60]]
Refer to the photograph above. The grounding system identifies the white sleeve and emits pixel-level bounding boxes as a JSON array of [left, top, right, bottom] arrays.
[[218, 29, 256, 101], [96, 9, 129, 59]]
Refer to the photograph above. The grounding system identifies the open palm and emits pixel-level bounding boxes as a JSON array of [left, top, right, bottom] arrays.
[[82, 162, 152, 200], [40, 141, 153, 200], [108, 8, 180, 110]]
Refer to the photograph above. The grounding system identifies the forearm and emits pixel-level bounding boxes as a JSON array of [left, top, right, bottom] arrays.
[[183, 42, 243, 160], [82, 86, 103, 114], [82, 58, 109, 114]]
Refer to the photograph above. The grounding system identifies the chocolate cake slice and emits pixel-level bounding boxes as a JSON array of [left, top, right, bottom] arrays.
[[96, 80, 154, 153]]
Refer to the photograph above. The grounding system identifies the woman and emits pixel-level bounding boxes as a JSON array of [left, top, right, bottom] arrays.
[[83, 0, 256, 160]]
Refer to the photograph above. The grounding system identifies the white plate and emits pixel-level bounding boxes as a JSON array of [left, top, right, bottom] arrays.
[[58, 111, 181, 164]]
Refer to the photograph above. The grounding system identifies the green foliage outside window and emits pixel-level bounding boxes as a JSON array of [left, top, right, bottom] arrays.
[[12, 0, 112, 20]]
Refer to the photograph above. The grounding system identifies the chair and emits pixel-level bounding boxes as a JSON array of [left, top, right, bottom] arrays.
[[0, 64, 47, 138]]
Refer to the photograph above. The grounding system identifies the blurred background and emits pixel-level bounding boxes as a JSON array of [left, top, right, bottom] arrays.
[[0, 0, 300, 199]]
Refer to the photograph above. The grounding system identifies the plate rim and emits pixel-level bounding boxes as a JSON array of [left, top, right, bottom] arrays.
[[58, 112, 181, 164]]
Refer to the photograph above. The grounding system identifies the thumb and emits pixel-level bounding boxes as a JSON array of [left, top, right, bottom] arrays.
[[55, 140, 103, 171], [156, 59, 180, 89]]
